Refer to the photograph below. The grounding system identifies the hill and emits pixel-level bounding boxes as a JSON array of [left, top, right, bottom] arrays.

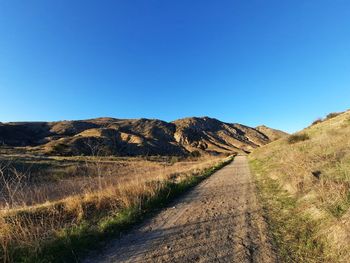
[[255, 125, 288, 141], [249, 110, 350, 262], [0, 117, 286, 156]]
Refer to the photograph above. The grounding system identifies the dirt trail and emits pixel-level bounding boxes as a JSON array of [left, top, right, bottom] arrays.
[[85, 156, 277, 263]]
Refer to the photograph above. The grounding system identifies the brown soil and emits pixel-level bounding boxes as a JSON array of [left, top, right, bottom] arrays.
[[85, 156, 277, 263]]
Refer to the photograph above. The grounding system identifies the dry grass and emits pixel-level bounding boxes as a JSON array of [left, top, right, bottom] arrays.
[[249, 110, 350, 262], [0, 154, 228, 262], [287, 133, 310, 144], [0, 155, 223, 208]]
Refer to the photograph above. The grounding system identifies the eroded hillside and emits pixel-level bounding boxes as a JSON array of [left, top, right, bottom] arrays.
[[0, 117, 286, 156]]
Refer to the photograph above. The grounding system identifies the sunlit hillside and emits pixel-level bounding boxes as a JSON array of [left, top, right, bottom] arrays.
[[249, 110, 350, 262]]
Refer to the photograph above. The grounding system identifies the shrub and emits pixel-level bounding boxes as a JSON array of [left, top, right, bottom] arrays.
[[311, 118, 323, 126], [169, 156, 180, 164], [326, 112, 341, 120], [190, 150, 201, 157], [51, 143, 69, 155], [287, 134, 310, 144]]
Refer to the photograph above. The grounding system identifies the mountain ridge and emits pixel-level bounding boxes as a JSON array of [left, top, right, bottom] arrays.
[[0, 116, 287, 156]]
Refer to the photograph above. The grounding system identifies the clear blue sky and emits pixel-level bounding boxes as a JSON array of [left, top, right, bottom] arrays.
[[1, 1, 350, 133]]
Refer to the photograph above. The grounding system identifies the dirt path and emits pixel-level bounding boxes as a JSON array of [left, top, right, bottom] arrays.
[[85, 156, 277, 263]]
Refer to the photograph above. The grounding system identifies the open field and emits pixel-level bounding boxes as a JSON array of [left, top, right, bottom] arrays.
[[0, 154, 222, 208], [249, 111, 350, 262], [0, 153, 230, 262]]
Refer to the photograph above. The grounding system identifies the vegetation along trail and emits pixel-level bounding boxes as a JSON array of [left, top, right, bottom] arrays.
[[86, 155, 276, 263]]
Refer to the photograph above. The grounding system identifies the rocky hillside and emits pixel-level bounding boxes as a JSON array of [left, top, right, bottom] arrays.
[[0, 117, 286, 156], [173, 117, 271, 154]]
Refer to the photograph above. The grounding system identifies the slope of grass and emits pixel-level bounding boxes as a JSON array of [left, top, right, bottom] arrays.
[[249, 110, 350, 262], [251, 160, 328, 262], [1, 156, 233, 262]]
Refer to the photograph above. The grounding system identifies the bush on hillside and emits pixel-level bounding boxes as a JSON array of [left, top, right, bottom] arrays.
[[287, 133, 310, 144], [190, 150, 201, 157], [311, 118, 323, 126], [326, 112, 342, 120], [51, 143, 70, 155], [310, 112, 344, 127]]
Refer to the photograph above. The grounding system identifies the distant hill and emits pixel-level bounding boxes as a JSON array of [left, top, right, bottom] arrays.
[[0, 117, 287, 156], [255, 125, 288, 141]]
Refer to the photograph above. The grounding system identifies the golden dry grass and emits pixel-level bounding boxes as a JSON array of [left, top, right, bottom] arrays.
[[0, 155, 225, 262], [249, 110, 350, 262], [0, 157, 221, 208]]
